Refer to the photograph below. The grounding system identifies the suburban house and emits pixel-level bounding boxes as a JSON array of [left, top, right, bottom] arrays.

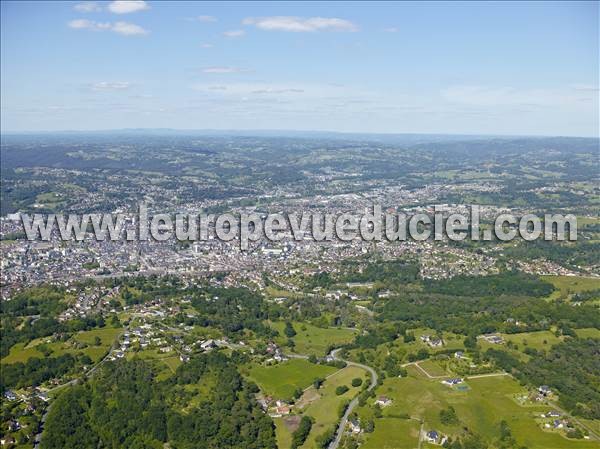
[[442, 378, 464, 387], [348, 418, 362, 434], [420, 334, 444, 347], [426, 430, 439, 443], [375, 396, 392, 407], [482, 334, 504, 344]]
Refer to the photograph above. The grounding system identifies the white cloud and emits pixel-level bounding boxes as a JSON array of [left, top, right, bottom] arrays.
[[200, 43, 213, 48], [242, 16, 358, 32], [191, 83, 332, 98], [90, 81, 132, 91], [108, 1, 149, 14], [112, 21, 148, 35], [68, 19, 112, 31], [201, 67, 249, 74], [74, 2, 102, 13], [188, 15, 217, 22], [251, 88, 304, 94], [222, 30, 245, 38], [68, 19, 148, 36], [383, 27, 399, 33]]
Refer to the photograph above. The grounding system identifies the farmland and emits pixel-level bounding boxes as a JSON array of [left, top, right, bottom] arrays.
[[357, 370, 600, 449], [269, 321, 358, 356], [246, 359, 338, 400]]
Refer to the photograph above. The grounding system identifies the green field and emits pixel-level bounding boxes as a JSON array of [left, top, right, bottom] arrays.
[[269, 321, 358, 356], [417, 360, 449, 377], [247, 359, 337, 400], [361, 418, 421, 449], [358, 373, 600, 449], [543, 275, 600, 301], [576, 328, 600, 339], [274, 417, 294, 449], [299, 365, 367, 449], [480, 330, 564, 353], [2, 327, 122, 365], [348, 327, 466, 369]]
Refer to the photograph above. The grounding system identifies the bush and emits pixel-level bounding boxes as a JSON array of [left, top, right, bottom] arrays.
[[335, 385, 349, 396], [351, 378, 363, 387]]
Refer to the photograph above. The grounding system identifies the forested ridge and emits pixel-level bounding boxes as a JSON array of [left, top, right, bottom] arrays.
[[41, 353, 276, 449]]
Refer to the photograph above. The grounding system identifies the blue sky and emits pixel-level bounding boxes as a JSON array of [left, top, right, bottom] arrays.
[[1, 1, 598, 136]]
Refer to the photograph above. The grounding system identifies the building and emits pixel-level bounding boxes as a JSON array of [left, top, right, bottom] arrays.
[[348, 418, 362, 434], [375, 396, 392, 407], [442, 378, 463, 386], [426, 430, 439, 443]]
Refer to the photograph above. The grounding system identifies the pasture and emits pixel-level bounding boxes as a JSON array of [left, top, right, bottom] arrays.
[[247, 359, 337, 400], [358, 372, 599, 449], [269, 321, 358, 356], [299, 365, 367, 449]]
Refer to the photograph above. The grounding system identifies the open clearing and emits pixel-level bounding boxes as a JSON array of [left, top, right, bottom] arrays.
[[247, 359, 337, 400], [543, 275, 600, 301], [358, 371, 599, 449], [361, 418, 421, 449], [269, 321, 357, 356], [299, 365, 367, 449], [1, 326, 122, 364]]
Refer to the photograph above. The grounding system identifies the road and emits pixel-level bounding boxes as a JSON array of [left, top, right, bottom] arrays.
[[327, 348, 378, 449], [548, 400, 600, 441]]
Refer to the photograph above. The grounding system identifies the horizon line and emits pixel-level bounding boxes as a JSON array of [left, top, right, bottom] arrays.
[[1, 127, 598, 140]]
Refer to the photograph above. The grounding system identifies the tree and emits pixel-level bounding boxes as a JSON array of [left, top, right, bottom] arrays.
[[291, 416, 313, 449], [284, 321, 297, 338], [439, 406, 459, 425], [313, 377, 325, 389], [364, 418, 375, 433], [351, 378, 363, 387], [335, 385, 349, 396], [464, 335, 478, 349]]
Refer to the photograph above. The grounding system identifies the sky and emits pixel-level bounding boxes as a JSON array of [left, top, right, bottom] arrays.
[[1, 1, 598, 136]]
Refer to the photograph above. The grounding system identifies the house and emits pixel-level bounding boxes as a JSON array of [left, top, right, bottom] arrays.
[[553, 419, 564, 429], [482, 334, 504, 344], [442, 378, 463, 387], [420, 334, 443, 347], [546, 410, 561, 418], [200, 339, 217, 351], [268, 401, 291, 417], [1, 436, 16, 446], [426, 430, 439, 443], [179, 354, 190, 363], [454, 351, 464, 359], [348, 418, 362, 434], [538, 385, 552, 396], [428, 338, 444, 348], [265, 342, 278, 354], [3, 390, 17, 401], [375, 396, 392, 407]]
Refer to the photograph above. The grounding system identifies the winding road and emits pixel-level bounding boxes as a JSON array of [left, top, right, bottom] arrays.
[[326, 348, 378, 449]]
